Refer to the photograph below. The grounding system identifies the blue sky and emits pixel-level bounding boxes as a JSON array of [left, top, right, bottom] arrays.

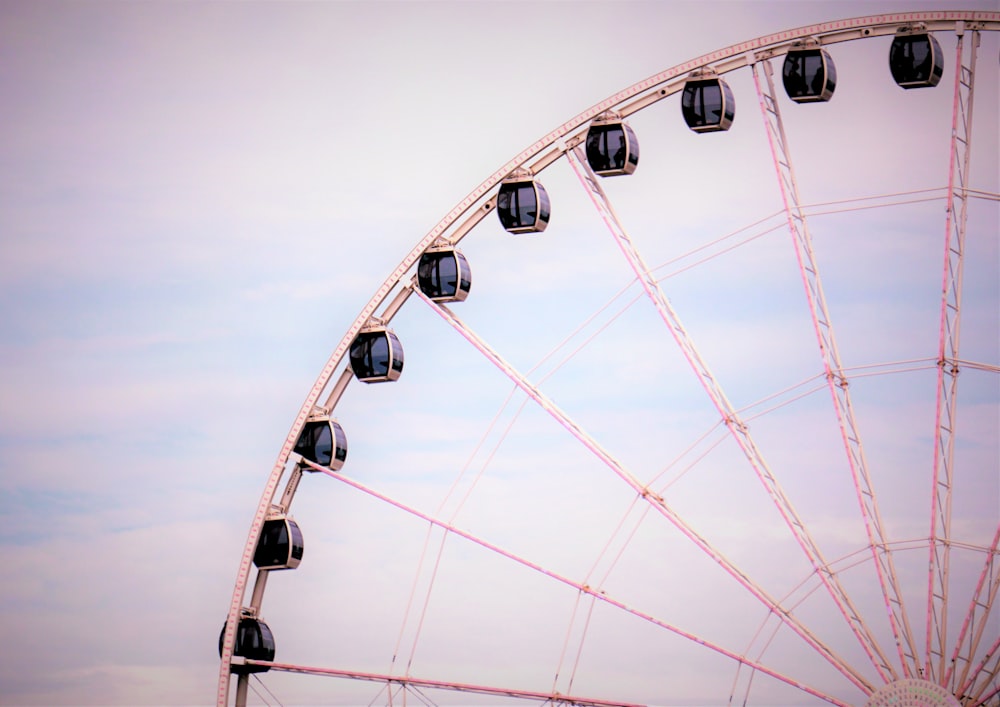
[[1, 2, 998, 706]]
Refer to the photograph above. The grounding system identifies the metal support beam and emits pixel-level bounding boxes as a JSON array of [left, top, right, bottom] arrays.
[[307, 456, 855, 707], [257, 660, 650, 707], [751, 56, 918, 679], [947, 526, 1000, 697], [927, 25, 981, 685], [562, 147, 872, 694], [959, 630, 1000, 705]]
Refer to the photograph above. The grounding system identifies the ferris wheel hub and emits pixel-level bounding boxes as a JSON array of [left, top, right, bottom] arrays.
[[865, 679, 960, 707]]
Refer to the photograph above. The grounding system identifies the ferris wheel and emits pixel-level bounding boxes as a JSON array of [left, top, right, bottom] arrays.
[[218, 11, 1000, 707]]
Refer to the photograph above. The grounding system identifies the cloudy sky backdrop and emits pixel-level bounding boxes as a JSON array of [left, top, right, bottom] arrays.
[[1, 1, 997, 706]]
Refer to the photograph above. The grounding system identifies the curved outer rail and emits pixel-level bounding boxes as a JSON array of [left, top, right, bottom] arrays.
[[218, 11, 1000, 705]]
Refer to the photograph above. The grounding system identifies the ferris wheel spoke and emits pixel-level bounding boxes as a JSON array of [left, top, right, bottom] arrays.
[[219, 13, 1000, 705], [926, 26, 982, 685], [302, 458, 854, 706], [959, 633, 1000, 707], [248, 659, 640, 707], [730, 550, 877, 705], [947, 526, 1000, 694], [564, 143, 887, 692], [751, 55, 919, 680], [411, 286, 873, 695], [974, 686, 1000, 707]]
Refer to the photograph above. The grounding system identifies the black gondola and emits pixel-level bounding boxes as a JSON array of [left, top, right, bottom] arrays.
[[889, 32, 943, 88], [418, 247, 471, 302], [349, 328, 404, 383], [294, 417, 347, 470], [254, 516, 304, 570], [497, 178, 550, 234], [219, 616, 275, 674], [783, 48, 837, 103], [681, 75, 735, 132], [585, 119, 640, 176]]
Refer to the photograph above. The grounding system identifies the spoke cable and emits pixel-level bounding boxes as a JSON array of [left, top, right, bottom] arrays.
[[220, 15, 1000, 707], [648, 188, 953, 283], [565, 141, 876, 691], [414, 287, 871, 695], [389, 524, 441, 677], [651, 428, 731, 493], [401, 530, 451, 680], [302, 458, 852, 706], [253, 675, 284, 707], [395, 284, 647, 683], [247, 675, 280, 707], [753, 55, 918, 679]]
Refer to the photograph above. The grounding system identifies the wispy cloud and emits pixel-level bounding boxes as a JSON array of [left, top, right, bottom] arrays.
[[1, 1, 997, 705]]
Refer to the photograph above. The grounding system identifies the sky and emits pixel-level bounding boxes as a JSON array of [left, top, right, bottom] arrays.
[[1, 1, 998, 706]]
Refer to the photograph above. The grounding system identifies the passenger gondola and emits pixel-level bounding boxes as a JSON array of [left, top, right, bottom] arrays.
[[219, 616, 275, 674], [349, 327, 404, 383], [497, 177, 550, 234], [585, 118, 640, 176], [254, 516, 304, 570], [783, 47, 837, 103], [418, 247, 471, 302], [681, 73, 735, 132], [889, 31, 943, 88], [294, 417, 347, 470]]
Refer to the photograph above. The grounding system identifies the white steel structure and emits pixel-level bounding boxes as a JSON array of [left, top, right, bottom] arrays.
[[219, 11, 1000, 707]]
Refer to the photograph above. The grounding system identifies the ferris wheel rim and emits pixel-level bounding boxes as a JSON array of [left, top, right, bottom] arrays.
[[219, 11, 1000, 707]]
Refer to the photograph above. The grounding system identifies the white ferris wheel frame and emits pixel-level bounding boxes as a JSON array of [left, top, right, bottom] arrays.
[[218, 10, 1000, 707]]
